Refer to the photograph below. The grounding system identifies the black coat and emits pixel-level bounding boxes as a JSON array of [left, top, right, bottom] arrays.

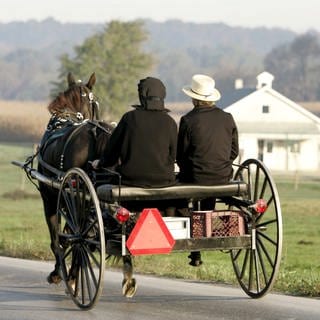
[[101, 108, 177, 187], [177, 106, 239, 185]]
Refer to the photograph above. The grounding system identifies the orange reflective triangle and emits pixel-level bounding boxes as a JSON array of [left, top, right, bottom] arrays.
[[126, 208, 175, 255]]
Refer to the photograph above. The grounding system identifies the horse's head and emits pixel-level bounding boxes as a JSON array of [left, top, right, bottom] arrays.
[[48, 73, 100, 121]]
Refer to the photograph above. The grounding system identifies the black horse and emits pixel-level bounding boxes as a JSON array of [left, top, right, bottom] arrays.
[[38, 73, 113, 284], [38, 72, 137, 298]]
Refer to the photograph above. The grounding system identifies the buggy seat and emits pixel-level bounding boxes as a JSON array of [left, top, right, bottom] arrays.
[[96, 180, 247, 203]]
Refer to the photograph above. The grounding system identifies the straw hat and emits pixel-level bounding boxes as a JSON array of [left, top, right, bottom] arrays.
[[182, 74, 221, 102]]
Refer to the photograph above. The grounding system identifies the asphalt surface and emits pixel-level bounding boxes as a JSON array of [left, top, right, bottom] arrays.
[[0, 256, 319, 320]]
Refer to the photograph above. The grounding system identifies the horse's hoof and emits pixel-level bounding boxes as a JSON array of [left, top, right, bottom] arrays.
[[122, 278, 137, 298], [188, 252, 203, 267], [47, 271, 62, 284], [65, 278, 76, 295]]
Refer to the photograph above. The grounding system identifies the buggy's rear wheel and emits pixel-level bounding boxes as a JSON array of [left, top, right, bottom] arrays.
[[56, 168, 105, 310], [230, 159, 282, 298]]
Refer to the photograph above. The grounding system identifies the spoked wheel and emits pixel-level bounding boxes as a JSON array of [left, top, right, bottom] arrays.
[[230, 159, 282, 298], [56, 168, 105, 310]]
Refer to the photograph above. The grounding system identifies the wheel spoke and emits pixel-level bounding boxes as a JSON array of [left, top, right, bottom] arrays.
[[66, 179, 78, 222], [256, 218, 277, 229], [248, 249, 254, 291], [259, 176, 268, 199], [82, 216, 98, 237], [256, 242, 268, 285], [82, 247, 98, 290], [80, 248, 95, 302], [84, 244, 101, 269], [239, 249, 249, 280], [253, 166, 260, 201], [62, 246, 72, 260], [75, 176, 81, 226], [71, 248, 81, 296], [80, 262, 86, 304], [257, 236, 275, 268], [62, 188, 77, 230], [253, 249, 261, 293], [80, 187, 89, 231], [257, 230, 277, 247], [57, 207, 76, 234]]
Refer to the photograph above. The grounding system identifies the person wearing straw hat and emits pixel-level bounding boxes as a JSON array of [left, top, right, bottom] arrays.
[[177, 74, 239, 266]]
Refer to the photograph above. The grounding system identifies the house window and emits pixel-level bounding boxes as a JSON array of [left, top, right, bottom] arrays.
[[262, 105, 269, 113], [267, 141, 273, 153], [289, 141, 300, 153]]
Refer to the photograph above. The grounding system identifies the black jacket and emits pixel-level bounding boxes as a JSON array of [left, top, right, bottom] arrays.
[[177, 106, 239, 185], [101, 107, 177, 187]]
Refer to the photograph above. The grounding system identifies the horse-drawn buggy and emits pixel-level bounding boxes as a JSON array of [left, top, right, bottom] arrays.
[[12, 73, 282, 310]]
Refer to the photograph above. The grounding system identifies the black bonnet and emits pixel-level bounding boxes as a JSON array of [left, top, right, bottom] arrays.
[[138, 77, 167, 110]]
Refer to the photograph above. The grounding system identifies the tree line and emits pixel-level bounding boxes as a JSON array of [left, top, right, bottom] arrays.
[[0, 19, 319, 119]]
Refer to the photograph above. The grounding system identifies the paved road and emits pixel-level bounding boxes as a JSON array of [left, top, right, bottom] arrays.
[[0, 256, 319, 320]]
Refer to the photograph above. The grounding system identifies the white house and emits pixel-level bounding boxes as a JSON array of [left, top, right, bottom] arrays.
[[221, 71, 320, 172]]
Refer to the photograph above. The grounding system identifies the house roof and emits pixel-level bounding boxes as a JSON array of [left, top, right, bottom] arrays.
[[219, 88, 255, 109], [264, 86, 320, 125], [224, 84, 320, 126]]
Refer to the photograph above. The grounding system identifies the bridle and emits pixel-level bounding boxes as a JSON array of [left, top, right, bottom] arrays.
[[78, 83, 100, 121], [37, 82, 104, 174]]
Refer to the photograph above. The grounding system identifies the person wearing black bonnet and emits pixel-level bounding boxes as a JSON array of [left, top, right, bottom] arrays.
[[137, 77, 167, 111], [93, 77, 177, 189]]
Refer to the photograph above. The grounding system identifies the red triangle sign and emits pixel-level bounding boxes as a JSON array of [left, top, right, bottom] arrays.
[[126, 208, 176, 255]]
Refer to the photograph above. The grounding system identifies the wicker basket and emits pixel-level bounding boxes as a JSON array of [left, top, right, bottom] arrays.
[[191, 210, 245, 238]]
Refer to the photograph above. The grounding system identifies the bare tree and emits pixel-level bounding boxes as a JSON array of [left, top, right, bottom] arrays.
[[264, 33, 320, 101]]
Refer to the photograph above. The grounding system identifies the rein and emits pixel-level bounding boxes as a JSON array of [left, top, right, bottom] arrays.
[[59, 121, 89, 169]]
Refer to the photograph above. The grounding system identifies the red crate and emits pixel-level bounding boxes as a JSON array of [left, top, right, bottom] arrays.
[[191, 210, 245, 238]]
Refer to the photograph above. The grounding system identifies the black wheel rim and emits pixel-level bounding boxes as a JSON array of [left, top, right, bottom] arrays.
[[231, 159, 282, 298], [57, 168, 105, 309]]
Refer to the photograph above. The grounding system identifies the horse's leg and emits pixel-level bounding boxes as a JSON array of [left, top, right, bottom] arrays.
[[40, 185, 62, 284], [122, 255, 137, 298], [46, 213, 62, 284]]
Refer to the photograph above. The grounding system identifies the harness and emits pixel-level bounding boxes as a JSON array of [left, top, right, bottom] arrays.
[[35, 80, 111, 179], [38, 114, 111, 178], [37, 116, 83, 176]]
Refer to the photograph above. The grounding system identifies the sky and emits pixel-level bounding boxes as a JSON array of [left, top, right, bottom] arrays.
[[0, 0, 319, 33]]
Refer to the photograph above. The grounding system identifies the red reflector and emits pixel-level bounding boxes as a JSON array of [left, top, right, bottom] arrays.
[[126, 208, 175, 255], [255, 199, 267, 214], [116, 207, 130, 223]]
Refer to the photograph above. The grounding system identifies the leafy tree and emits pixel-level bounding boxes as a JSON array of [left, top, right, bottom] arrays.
[[51, 20, 154, 120], [264, 33, 320, 101]]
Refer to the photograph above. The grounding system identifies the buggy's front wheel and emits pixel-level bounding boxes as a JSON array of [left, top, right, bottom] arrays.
[[56, 168, 105, 310]]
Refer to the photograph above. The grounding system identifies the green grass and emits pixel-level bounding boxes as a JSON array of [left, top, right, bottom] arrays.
[[132, 179, 320, 297], [0, 143, 51, 259], [1, 143, 320, 296]]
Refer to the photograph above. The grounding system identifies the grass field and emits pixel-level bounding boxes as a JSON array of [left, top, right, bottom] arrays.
[[0, 142, 319, 297], [1, 99, 320, 297]]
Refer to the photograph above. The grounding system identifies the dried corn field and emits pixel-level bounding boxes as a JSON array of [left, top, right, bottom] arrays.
[[0, 100, 50, 142], [1, 99, 319, 143]]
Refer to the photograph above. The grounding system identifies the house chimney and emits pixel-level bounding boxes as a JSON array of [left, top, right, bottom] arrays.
[[235, 78, 244, 90], [256, 71, 274, 89]]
